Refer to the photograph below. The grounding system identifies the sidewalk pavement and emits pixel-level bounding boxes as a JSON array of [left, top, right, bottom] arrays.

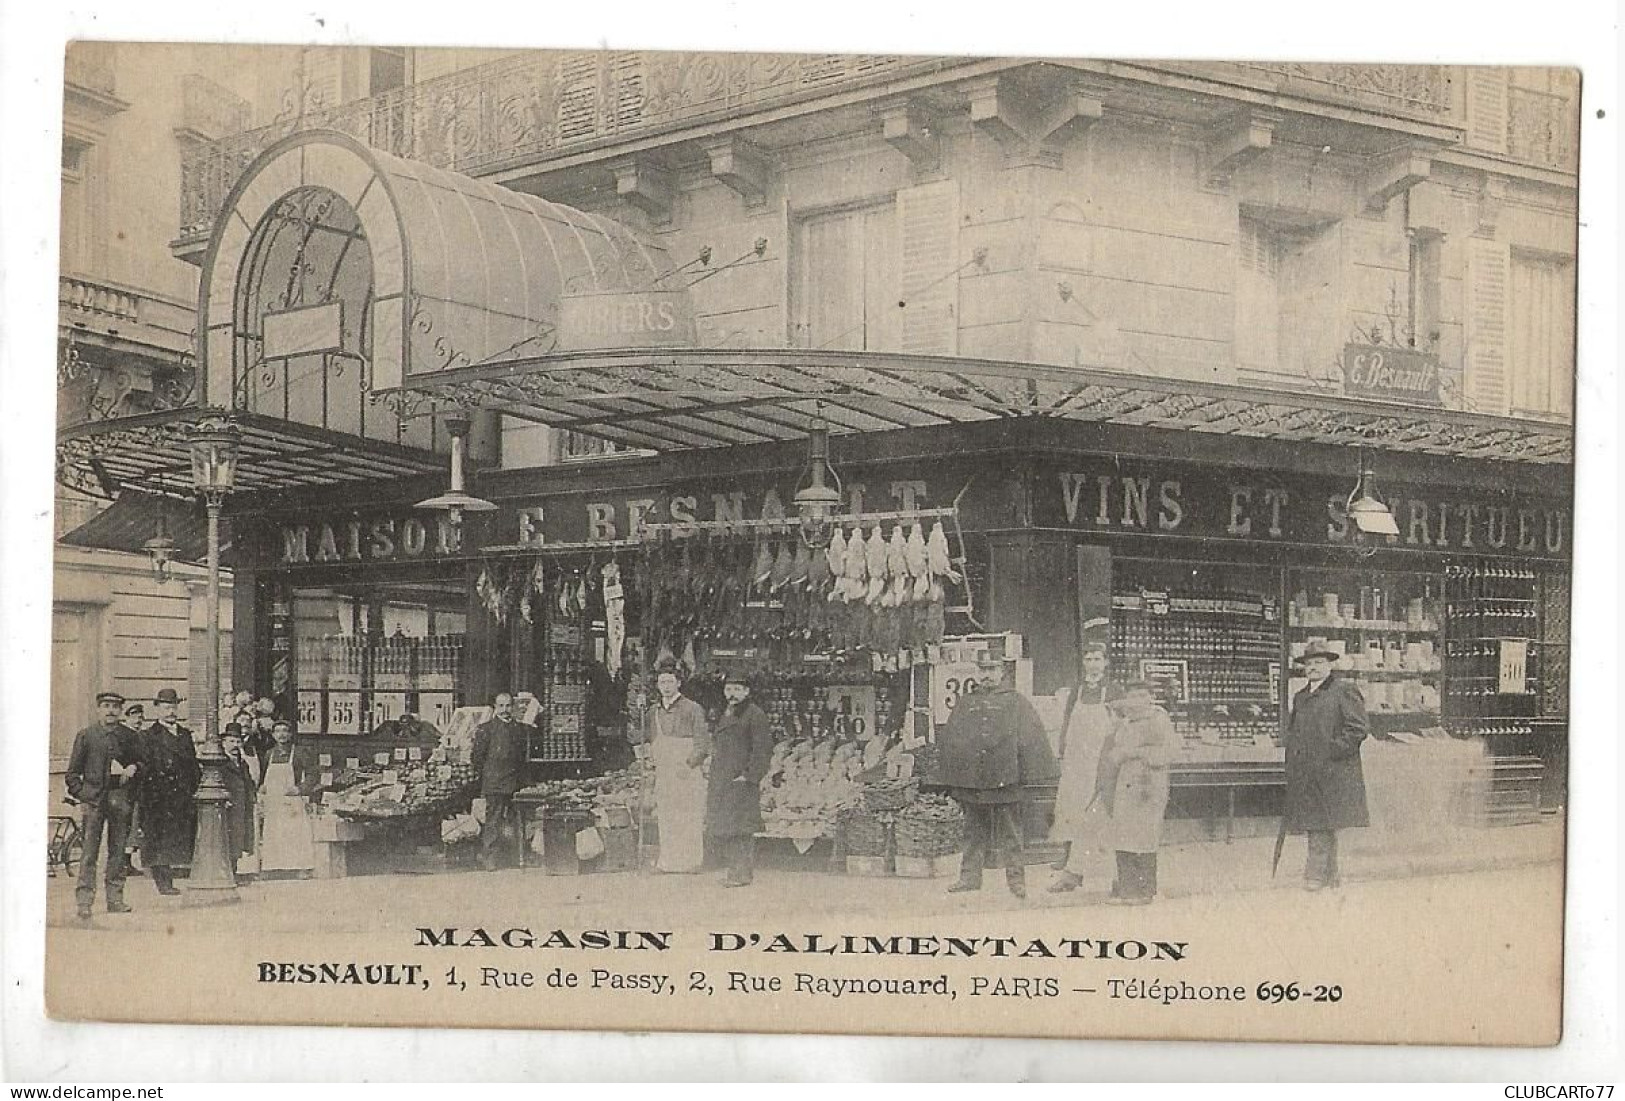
[[47, 817, 1563, 934]]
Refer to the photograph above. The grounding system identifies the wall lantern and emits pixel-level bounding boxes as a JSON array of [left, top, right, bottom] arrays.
[[1346, 459, 1400, 544], [142, 514, 176, 584], [416, 410, 496, 526], [793, 412, 843, 550]]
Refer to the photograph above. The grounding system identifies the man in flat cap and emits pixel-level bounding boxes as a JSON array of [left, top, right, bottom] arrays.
[[64, 690, 141, 919], [1283, 646, 1370, 890], [136, 687, 200, 895]]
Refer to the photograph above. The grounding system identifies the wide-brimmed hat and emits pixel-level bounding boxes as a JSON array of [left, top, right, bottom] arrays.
[[154, 687, 182, 704], [1300, 645, 1342, 663]]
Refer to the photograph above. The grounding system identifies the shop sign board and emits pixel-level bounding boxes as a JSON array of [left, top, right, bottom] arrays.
[[1341, 343, 1442, 405], [556, 290, 698, 351], [1038, 459, 1570, 559], [1139, 658, 1190, 704]]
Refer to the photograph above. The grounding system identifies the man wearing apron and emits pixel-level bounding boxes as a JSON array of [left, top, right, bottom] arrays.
[[1047, 641, 1122, 893], [642, 667, 710, 874], [258, 719, 315, 877]]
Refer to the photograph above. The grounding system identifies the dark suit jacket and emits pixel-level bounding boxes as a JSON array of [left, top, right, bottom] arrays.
[[65, 721, 140, 807], [472, 718, 530, 796]]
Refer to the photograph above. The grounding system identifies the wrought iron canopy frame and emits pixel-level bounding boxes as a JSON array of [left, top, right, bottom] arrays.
[[55, 406, 447, 501], [386, 348, 1573, 465]]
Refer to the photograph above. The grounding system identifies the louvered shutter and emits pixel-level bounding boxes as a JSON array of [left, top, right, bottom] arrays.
[[1464, 237, 1511, 415], [301, 46, 346, 112], [557, 54, 601, 142], [896, 180, 960, 355], [1463, 68, 1510, 155]]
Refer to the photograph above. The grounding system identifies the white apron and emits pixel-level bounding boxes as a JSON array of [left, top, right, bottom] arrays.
[[259, 757, 314, 872], [651, 734, 706, 872], [1051, 699, 1115, 840]]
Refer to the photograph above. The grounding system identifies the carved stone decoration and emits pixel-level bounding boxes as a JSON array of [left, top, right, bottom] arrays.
[[1474, 176, 1508, 238], [703, 136, 772, 208], [878, 98, 942, 176], [1205, 110, 1282, 187], [1365, 148, 1432, 213], [610, 156, 677, 225], [967, 75, 1103, 168]]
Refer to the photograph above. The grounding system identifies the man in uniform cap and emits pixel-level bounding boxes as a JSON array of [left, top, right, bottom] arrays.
[[136, 687, 200, 895], [1282, 646, 1370, 890], [936, 661, 1059, 899], [64, 690, 141, 919]]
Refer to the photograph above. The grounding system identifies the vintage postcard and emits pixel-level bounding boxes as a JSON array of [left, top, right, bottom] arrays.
[[46, 42, 1578, 1045]]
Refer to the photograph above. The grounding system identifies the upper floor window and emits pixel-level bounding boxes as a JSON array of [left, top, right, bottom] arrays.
[[1509, 251, 1575, 419], [559, 431, 647, 462], [790, 201, 900, 352]]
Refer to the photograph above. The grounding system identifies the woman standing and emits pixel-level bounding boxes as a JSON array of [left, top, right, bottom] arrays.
[[705, 673, 773, 887], [1048, 641, 1121, 892], [642, 666, 710, 874], [1096, 679, 1178, 905], [257, 719, 315, 878]]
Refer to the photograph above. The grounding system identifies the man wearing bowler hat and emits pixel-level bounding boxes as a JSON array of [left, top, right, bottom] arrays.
[[1283, 645, 1370, 890], [137, 687, 200, 895], [705, 672, 773, 887], [64, 691, 141, 919]]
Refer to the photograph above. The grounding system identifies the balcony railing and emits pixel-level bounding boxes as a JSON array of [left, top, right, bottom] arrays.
[[1156, 61, 1452, 119], [1508, 85, 1579, 172], [178, 50, 948, 240], [177, 72, 252, 143]]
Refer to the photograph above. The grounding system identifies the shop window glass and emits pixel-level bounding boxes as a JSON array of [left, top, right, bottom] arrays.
[[1110, 559, 1283, 761], [1234, 216, 1282, 374], [1285, 569, 1443, 732]]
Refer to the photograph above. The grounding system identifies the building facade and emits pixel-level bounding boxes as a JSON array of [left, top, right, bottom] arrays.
[[57, 46, 1579, 807]]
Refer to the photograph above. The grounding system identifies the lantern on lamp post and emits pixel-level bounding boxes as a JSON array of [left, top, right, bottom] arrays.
[[142, 514, 176, 584], [186, 416, 241, 900]]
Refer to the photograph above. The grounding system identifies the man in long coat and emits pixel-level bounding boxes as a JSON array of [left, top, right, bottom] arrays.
[[64, 690, 142, 919], [704, 673, 773, 887], [936, 663, 1060, 899], [137, 687, 200, 895], [219, 725, 258, 877], [471, 693, 529, 871], [1094, 679, 1178, 904], [1284, 647, 1370, 890]]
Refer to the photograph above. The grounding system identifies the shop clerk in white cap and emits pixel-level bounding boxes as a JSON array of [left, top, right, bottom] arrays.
[[1283, 646, 1370, 890]]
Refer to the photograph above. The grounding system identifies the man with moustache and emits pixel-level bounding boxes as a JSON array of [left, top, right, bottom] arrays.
[[1283, 646, 1371, 890], [64, 691, 141, 919], [136, 687, 200, 895], [472, 692, 529, 871]]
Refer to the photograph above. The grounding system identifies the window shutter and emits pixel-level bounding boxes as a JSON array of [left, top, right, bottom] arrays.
[[557, 54, 601, 142], [1464, 237, 1511, 415], [896, 180, 960, 356], [301, 47, 346, 112], [1463, 68, 1510, 155]]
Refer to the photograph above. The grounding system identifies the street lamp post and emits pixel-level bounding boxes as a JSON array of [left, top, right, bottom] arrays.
[[186, 416, 241, 900]]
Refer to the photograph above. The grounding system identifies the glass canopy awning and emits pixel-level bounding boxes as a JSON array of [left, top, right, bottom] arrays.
[[389, 348, 1573, 465]]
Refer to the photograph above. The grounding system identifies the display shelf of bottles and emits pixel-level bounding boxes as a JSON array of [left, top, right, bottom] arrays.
[[757, 675, 903, 742], [1442, 563, 1541, 729], [530, 628, 593, 763], [1110, 583, 1281, 758], [1286, 575, 1444, 720], [295, 632, 466, 736]]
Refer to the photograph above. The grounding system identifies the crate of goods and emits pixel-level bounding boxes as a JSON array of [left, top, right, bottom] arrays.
[[894, 794, 964, 858], [838, 808, 892, 858], [860, 776, 918, 813]]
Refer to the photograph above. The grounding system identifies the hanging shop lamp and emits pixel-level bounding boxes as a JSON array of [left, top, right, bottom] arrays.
[[792, 410, 843, 550], [143, 513, 176, 584], [1346, 458, 1400, 539], [416, 410, 496, 526]]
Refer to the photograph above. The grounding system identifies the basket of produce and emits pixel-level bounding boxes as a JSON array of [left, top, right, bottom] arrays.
[[860, 776, 918, 813], [838, 808, 893, 858], [894, 793, 964, 858], [329, 761, 476, 821]]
